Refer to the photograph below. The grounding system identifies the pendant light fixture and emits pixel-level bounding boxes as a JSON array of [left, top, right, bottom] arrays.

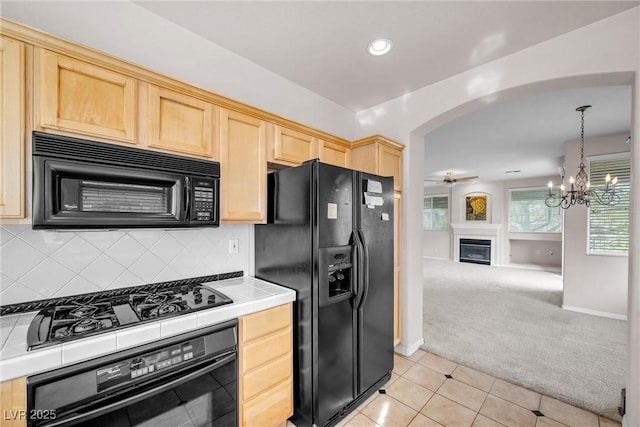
[[545, 105, 620, 209]]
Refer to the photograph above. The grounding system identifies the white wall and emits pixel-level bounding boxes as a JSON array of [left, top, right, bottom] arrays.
[[627, 46, 639, 427], [562, 134, 630, 319], [0, 1, 355, 140]]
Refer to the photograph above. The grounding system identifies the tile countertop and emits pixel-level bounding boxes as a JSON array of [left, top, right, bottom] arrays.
[[0, 276, 295, 382]]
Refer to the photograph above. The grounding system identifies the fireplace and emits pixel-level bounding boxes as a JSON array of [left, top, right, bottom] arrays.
[[459, 238, 491, 265]]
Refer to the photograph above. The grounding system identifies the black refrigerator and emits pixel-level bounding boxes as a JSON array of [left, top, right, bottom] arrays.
[[255, 160, 394, 427]]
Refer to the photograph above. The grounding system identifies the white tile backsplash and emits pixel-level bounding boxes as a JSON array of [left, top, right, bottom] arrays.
[[50, 236, 101, 273], [0, 224, 251, 305]]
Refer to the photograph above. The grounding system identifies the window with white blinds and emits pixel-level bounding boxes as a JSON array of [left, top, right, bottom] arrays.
[[509, 188, 562, 233], [588, 155, 630, 254], [423, 195, 449, 231]]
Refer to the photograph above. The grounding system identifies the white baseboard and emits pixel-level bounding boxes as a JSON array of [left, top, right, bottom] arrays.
[[562, 304, 627, 321], [394, 337, 425, 356]]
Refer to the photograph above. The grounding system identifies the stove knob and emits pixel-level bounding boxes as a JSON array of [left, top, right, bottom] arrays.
[[194, 294, 203, 304], [181, 286, 189, 294], [207, 295, 216, 304]]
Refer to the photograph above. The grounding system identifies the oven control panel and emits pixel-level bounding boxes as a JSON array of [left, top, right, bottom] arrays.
[[96, 337, 206, 392]]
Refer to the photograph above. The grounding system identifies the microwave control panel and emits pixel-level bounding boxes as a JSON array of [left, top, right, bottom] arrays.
[[191, 178, 216, 221]]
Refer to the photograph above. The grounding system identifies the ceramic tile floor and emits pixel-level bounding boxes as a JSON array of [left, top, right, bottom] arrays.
[[329, 350, 622, 427]]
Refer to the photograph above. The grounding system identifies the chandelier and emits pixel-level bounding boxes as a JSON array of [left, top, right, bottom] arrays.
[[545, 105, 620, 209]]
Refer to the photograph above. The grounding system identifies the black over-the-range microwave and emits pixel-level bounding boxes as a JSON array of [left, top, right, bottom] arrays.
[[32, 132, 220, 229]]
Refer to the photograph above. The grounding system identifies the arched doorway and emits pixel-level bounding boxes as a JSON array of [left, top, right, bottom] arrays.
[[396, 73, 638, 424]]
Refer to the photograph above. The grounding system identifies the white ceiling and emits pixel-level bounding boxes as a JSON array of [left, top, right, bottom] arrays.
[[134, 1, 636, 185], [423, 85, 632, 185], [135, 1, 636, 112]]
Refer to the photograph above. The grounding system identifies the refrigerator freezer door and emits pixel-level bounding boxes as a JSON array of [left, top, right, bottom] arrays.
[[315, 163, 357, 425]]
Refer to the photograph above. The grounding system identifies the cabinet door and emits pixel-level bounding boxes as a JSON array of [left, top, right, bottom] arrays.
[[0, 377, 27, 427], [219, 109, 266, 222], [146, 84, 214, 157], [319, 139, 350, 168], [393, 192, 401, 346], [239, 304, 293, 427], [350, 143, 378, 175], [379, 145, 402, 192], [37, 49, 136, 142], [0, 37, 25, 218], [270, 125, 317, 166]]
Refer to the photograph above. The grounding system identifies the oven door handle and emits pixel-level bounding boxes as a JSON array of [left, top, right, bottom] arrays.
[[44, 352, 236, 427]]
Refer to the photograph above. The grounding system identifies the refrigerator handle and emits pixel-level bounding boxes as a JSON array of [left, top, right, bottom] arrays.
[[357, 229, 370, 309], [352, 231, 363, 308]]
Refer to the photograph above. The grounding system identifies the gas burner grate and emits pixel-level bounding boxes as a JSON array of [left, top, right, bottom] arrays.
[[1, 271, 243, 316], [25, 275, 236, 350]]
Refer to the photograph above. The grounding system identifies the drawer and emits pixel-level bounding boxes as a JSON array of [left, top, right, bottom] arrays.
[[242, 328, 291, 373], [241, 304, 291, 343], [242, 378, 292, 427], [242, 353, 292, 401]]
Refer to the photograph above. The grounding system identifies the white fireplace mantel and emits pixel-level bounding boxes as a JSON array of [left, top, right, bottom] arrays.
[[451, 223, 503, 265], [450, 223, 501, 234]]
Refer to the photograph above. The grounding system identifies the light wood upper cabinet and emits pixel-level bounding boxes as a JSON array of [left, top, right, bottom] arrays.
[[379, 144, 402, 192], [319, 139, 351, 168], [351, 135, 404, 192], [268, 125, 317, 166], [219, 109, 267, 222], [36, 49, 136, 143], [144, 84, 215, 157], [0, 37, 25, 219], [239, 304, 293, 427]]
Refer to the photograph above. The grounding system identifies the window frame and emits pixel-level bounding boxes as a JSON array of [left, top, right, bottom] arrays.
[[423, 194, 449, 231], [586, 152, 630, 256], [508, 186, 563, 234]]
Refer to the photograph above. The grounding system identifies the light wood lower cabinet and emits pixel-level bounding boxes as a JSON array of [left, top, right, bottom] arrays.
[[0, 377, 26, 427], [36, 49, 137, 143], [0, 37, 25, 218], [219, 109, 267, 222], [239, 304, 293, 427]]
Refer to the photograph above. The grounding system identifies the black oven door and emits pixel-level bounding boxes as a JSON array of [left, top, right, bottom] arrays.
[[33, 157, 188, 229], [27, 321, 237, 427]]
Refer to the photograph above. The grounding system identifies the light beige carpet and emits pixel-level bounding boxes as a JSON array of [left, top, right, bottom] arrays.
[[421, 258, 626, 420]]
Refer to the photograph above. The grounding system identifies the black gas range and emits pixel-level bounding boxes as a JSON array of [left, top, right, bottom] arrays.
[[0, 272, 241, 350]]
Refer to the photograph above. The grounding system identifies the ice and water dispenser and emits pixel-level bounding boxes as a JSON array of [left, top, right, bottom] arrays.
[[319, 246, 353, 306]]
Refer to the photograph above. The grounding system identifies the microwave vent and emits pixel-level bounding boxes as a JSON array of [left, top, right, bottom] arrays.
[[33, 132, 219, 177]]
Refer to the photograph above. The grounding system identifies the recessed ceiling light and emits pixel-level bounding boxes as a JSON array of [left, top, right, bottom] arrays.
[[368, 38, 392, 56]]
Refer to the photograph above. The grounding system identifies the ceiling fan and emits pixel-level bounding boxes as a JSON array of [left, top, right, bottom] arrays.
[[424, 171, 479, 186]]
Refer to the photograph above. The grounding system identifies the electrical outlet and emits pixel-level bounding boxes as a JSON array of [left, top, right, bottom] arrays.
[[229, 239, 239, 254]]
